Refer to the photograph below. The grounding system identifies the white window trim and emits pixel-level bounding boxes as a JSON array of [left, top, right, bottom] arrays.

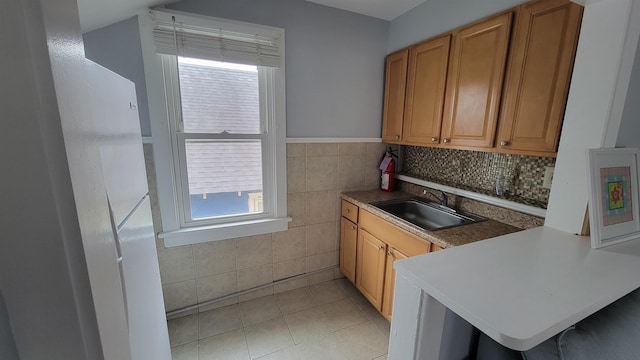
[[141, 13, 288, 247]]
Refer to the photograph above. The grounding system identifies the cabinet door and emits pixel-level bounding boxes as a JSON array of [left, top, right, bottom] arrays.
[[356, 229, 387, 310], [497, 0, 582, 155], [382, 49, 409, 143], [431, 244, 444, 252], [441, 12, 512, 148], [340, 217, 358, 284], [403, 35, 451, 146], [381, 248, 408, 321]]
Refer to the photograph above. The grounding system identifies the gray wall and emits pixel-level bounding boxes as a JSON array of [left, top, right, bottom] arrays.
[[617, 37, 640, 147], [388, 0, 527, 52], [164, 0, 389, 138], [84, 16, 151, 137]]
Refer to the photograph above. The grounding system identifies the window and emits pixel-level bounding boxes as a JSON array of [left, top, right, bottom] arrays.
[[150, 9, 287, 246]]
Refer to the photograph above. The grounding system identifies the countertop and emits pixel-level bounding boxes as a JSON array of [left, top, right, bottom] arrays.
[[341, 190, 521, 249], [394, 227, 640, 350]]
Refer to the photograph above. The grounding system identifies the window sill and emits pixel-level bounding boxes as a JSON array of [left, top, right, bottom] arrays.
[[159, 217, 290, 247]]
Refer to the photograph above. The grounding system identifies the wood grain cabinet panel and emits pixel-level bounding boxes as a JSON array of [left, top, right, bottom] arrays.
[[355, 229, 387, 310], [497, 0, 583, 156], [382, 49, 409, 143], [441, 12, 513, 149], [403, 35, 451, 146], [340, 217, 358, 284], [381, 247, 408, 321], [341, 199, 359, 224]]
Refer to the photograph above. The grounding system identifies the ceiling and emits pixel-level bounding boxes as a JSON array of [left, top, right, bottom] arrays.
[[77, 0, 168, 32], [77, 0, 426, 33], [304, 0, 426, 20]]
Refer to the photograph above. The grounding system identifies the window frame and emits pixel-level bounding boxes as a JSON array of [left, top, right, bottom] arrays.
[[151, 17, 288, 247]]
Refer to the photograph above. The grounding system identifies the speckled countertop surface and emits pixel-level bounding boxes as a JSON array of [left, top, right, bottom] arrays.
[[341, 190, 522, 249]]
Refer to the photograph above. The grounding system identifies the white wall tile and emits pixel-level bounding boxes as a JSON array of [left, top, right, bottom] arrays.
[[287, 157, 306, 194], [193, 239, 236, 278], [306, 251, 338, 272], [196, 272, 237, 303], [338, 155, 366, 191], [235, 234, 272, 270], [162, 280, 197, 312], [305, 190, 336, 224], [272, 227, 306, 263], [306, 156, 337, 191], [273, 258, 306, 281], [157, 246, 195, 285], [287, 192, 306, 227], [306, 222, 337, 256], [307, 143, 338, 157], [339, 143, 366, 156], [237, 264, 273, 291], [287, 143, 306, 157]]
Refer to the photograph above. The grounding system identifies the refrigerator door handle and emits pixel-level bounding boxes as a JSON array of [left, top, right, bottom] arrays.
[[107, 195, 129, 325]]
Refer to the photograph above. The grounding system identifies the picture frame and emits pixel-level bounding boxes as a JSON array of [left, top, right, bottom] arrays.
[[587, 148, 640, 248]]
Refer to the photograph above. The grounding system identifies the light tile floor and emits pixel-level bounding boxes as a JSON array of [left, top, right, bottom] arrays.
[[169, 278, 390, 360]]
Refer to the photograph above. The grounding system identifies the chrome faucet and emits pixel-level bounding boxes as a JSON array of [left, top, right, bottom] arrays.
[[423, 189, 448, 207]]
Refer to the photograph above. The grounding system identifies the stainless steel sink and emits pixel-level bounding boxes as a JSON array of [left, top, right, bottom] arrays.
[[371, 198, 483, 231]]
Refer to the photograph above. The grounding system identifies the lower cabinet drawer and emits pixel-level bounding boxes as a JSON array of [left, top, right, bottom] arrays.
[[359, 209, 431, 256]]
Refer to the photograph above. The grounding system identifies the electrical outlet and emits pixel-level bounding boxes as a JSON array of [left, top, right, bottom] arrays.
[[543, 166, 555, 189]]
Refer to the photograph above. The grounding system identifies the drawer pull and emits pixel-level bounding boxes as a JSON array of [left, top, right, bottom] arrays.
[[345, 209, 350, 214], [500, 140, 510, 146], [431, 137, 438, 143], [350, 225, 355, 230], [443, 138, 451, 143]]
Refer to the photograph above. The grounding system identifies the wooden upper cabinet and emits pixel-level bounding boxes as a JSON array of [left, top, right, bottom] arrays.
[[441, 12, 513, 148], [403, 35, 451, 146], [497, 0, 583, 156], [382, 49, 409, 143]]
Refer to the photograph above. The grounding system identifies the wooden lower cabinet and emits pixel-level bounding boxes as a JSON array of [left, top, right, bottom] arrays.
[[355, 229, 387, 310], [340, 217, 358, 283], [381, 247, 408, 320], [431, 244, 444, 252], [340, 204, 433, 319], [353, 209, 431, 319]]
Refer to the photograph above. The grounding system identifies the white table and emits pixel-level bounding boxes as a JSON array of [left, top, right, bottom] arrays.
[[388, 226, 640, 359]]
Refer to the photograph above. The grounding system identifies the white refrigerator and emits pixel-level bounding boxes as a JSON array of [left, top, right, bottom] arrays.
[[89, 62, 171, 360]]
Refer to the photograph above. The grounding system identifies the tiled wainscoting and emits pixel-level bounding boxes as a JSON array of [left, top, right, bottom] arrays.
[[143, 142, 388, 316]]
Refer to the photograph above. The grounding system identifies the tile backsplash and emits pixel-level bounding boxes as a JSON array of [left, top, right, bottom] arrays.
[[401, 146, 556, 208]]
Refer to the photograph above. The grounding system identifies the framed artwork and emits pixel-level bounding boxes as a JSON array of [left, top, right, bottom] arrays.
[[587, 148, 640, 248]]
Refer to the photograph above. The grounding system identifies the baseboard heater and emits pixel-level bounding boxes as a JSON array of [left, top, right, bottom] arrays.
[[166, 265, 340, 319]]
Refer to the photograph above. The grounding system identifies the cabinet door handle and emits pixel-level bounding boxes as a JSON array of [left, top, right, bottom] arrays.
[[431, 137, 438, 143], [350, 225, 355, 230], [394, 135, 400, 140], [345, 209, 350, 214], [378, 245, 384, 250], [387, 250, 394, 256], [443, 138, 450, 143], [500, 140, 510, 146]]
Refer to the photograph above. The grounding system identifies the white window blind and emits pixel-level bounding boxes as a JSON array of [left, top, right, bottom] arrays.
[[150, 9, 283, 68]]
